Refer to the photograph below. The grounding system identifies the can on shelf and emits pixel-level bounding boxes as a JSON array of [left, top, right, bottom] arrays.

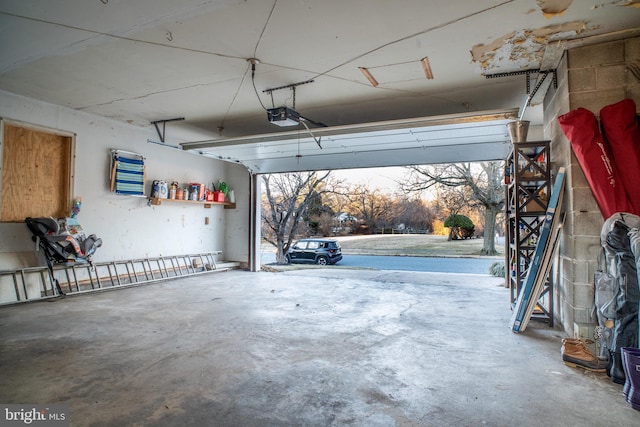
[[189, 184, 199, 200]]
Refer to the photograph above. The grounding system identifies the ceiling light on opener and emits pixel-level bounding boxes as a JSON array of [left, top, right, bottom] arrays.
[[267, 106, 300, 127]]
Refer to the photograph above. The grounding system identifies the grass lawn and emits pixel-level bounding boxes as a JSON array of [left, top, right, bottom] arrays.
[[333, 234, 504, 257]]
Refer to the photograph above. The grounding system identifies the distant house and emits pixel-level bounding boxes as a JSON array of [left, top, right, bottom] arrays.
[[333, 212, 358, 233]]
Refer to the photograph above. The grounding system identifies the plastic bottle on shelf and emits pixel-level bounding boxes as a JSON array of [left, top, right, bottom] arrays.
[[169, 181, 178, 199]]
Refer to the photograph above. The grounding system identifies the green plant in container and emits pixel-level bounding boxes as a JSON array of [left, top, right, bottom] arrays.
[[218, 181, 228, 196]]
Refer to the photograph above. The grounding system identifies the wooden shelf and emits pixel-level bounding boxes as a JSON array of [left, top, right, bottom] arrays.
[[148, 197, 236, 209]]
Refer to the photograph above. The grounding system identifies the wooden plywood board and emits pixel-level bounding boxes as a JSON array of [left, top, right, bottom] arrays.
[[1, 124, 72, 222]]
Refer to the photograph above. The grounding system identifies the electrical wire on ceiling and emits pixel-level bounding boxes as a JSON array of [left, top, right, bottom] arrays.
[[249, 59, 268, 111], [308, 0, 516, 80], [218, 64, 252, 134], [240, 0, 518, 106], [0, 11, 246, 64], [253, 0, 278, 59], [247, 0, 278, 112], [208, 1, 277, 135]]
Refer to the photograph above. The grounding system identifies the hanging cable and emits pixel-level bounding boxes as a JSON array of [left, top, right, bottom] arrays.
[[219, 65, 251, 132], [249, 59, 268, 111], [247, 0, 277, 111], [296, 130, 302, 163], [300, 119, 322, 149], [253, 0, 278, 58]]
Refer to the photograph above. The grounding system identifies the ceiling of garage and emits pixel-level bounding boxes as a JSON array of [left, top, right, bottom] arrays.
[[1, 1, 639, 172]]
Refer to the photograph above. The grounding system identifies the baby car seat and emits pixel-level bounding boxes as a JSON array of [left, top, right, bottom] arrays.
[[25, 217, 102, 265]]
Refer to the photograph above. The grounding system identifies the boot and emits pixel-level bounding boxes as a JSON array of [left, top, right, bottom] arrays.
[[562, 338, 599, 359], [562, 337, 595, 345], [622, 347, 640, 410], [562, 339, 608, 372], [610, 350, 626, 384], [622, 348, 640, 399]]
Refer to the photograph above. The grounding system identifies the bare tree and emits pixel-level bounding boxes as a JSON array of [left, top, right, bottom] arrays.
[[402, 162, 504, 255], [347, 184, 393, 233], [392, 196, 434, 232], [435, 185, 473, 215], [261, 171, 337, 264]]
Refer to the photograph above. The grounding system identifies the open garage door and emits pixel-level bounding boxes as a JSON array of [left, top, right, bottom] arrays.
[[181, 109, 520, 272], [181, 109, 519, 173]]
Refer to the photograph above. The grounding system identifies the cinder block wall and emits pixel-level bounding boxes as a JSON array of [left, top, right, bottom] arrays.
[[544, 36, 640, 338]]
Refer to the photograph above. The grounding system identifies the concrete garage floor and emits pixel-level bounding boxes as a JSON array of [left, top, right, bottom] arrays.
[[0, 269, 636, 426]]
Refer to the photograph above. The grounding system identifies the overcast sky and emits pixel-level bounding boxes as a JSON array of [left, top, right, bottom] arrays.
[[330, 166, 403, 192]]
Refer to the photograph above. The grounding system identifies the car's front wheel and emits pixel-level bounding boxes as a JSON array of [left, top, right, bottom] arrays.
[[316, 256, 328, 266], [285, 254, 291, 264]]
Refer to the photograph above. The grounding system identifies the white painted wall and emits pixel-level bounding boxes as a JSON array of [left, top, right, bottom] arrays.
[[0, 90, 250, 273], [224, 162, 251, 265]]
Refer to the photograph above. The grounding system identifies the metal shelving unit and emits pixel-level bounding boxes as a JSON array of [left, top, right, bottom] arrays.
[[504, 140, 554, 326]]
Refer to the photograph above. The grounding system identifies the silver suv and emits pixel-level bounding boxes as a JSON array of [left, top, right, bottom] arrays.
[[285, 238, 343, 265]]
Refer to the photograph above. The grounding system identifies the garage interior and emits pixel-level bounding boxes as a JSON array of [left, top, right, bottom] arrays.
[[2, 269, 637, 426], [1, 0, 640, 425]]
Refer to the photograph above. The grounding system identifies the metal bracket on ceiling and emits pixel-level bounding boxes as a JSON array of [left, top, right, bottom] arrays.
[[484, 69, 541, 79], [150, 117, 185, 143], [526, 70, 557, 105], [263, 80, 314, 109], [484, 68, 557, 107]]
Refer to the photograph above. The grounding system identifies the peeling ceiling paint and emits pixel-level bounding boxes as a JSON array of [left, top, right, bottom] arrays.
[[618, 0, 640, 8], [537, 0, 574, 19], [470, 21, 587, 73]]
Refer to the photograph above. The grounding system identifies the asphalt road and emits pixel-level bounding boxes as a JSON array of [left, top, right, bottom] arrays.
[[261, 253, 500, 275]]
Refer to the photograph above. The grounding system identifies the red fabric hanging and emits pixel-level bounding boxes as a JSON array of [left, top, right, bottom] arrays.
[[600, 99, 640, 213], [558, 107, 635, 219]]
